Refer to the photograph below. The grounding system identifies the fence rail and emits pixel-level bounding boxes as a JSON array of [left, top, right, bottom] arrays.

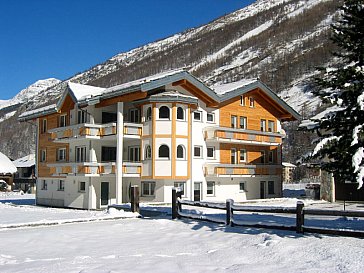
[[172, 189, 364, 238]]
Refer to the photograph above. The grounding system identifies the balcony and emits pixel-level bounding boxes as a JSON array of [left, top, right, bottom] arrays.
[[48, 122, 142, 142], [204, 126, 284, 146], [48, 161, 142, 177], [204, 163, 282, 177]]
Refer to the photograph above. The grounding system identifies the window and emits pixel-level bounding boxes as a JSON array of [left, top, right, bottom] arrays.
[[260, 119, 266, 132], [177, 145, 185, 159], [146, 107, 152, 121], [207, 181, 215, 196], [40, 149, 47, 162], [193, 111, 202, 121], [159, 106, 170, 119], [158, 145, 169, 159], [268, 120, 275, 132], [77, 110, 88, 124], [41, 180, 47, 190], [240, 116, 247, 129], [41, 119, 47, 134], [59, 114, 67, 127], [269, 151, 274, 163], [260, 151, 266, 164], [174, 182, 186, 197], [207, 113, 215, 123], [231, 115, 237, 128], [268, 181, 275, 194], [128, 146, 140, 162], [142, 181, 155, 196], [240, 149, 246, 162], [76, 146, 87, 162], [102, 146, 116, 162], [58, 180, 65, 191], [57, 148, 66, 162], [129, 108, 140, 123], [240, 95, 245, 106], [231, 148, 237, 164], [194, 146, 202, 158], [145, 145, 152, 159], [207, 147, 215, 159], [79, 181, 86, 192], [239, 182, 246, 192], [249, 97, 255, 107], [177, 107, 184, 120]]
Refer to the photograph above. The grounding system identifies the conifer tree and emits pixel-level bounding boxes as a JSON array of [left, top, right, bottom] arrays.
[[310, 0, 364, 187]]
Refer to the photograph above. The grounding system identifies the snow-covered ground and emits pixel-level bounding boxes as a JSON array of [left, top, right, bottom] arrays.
[[1, 193, 364, 272]]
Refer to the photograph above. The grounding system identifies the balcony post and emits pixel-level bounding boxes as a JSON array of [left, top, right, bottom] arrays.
[[116, 102, 124, 204]]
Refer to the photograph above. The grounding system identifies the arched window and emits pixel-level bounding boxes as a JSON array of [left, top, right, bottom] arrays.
[[177, 107, 184, 120], [145, 145, 152, 159], [158, 145, 169, 158], [159, 106, 170, 119], [177, 145, 185, 159], [146, 107, 152, 121]]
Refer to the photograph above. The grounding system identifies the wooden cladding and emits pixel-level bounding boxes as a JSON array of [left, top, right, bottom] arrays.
[[214, 130, 281, 144]]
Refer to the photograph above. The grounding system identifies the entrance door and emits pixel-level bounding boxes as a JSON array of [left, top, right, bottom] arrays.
[[101, 182, 109, 206], [260, 181, 266, 199], [194, 182, 201, 201]]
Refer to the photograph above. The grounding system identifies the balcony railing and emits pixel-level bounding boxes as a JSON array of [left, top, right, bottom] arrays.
[[204, 163, 282, 177], [48, 122, 142, 141], [204, 126, 284, 146], [48, 161, 142, 177]]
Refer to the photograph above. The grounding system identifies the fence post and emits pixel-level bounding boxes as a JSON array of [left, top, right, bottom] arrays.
[[226, 199, 234, 226], [130, 186, 140, 213], [172, 188, 178, 219], [296, 201, 304, 234], [176, 190, 182, 219]]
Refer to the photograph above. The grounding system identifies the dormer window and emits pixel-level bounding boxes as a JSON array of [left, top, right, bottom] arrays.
[[249, 97, 255, 108]]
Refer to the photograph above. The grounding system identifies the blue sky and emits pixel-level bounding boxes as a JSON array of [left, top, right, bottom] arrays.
[[0, 0, 255, 100]]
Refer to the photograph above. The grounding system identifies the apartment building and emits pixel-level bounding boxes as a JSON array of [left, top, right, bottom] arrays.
[[19, 70, 299, 209]]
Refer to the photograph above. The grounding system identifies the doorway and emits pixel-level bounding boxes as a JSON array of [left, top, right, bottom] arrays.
[[101, 182, 109, 206], [194, 182, 201, 201], [260, 181, 266, 199]]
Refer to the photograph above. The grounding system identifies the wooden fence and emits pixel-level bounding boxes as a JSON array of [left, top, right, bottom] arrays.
[[171, 189, 364, 238]]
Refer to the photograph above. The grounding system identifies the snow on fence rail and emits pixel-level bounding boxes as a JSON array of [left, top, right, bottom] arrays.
[[171, 189, 364, 238]]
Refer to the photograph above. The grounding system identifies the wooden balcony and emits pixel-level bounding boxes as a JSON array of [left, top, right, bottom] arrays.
[[48, 122, 142, 142], [204, 163, 282, 177], [204, 126, 284, 146], [48, 162, 142, 177]]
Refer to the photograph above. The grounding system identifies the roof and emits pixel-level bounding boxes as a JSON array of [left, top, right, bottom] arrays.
[[282, 162, 296, 168], [0, 152, 17, 174], [13, 154, 35, 168], [18, 70, 300, 121], [299, 105, 344, 130]]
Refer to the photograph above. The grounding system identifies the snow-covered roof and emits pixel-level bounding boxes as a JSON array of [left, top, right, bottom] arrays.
[[0, 152, 17, 174], [299, 105, 344, 130], [282, 162, 296, 168], [18, 104, 57, 121], [212, 79, 258, 95], [68, 82, 105, 101], [13, 154, 35, 168]]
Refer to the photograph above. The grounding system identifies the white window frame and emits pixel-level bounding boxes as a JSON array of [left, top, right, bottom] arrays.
[[76, 146, 87, 162], [58, 180, 65, 191], [261, 119, 266, 132], [57, 148, 66, 162], [176, 107, 185, 121], [79, 181, 86, 192], [128, 146, 140, 162], [207, 146, 215, 159], [174, 182, 186, 197], [59, 114, 67, 127], [176, 145, 186, 160], [158, 106, 170, 120], [194, 146, 202, 158], [158, 144, 170, 159], [206, 113, 215, 123], [145, 145, 152, 160], [231, 115, 237, 128], [240, 95, 245, 106], [141, 181, 155, 196], [239, 182, 246, 192], [231, 148, 237, 164], [193, 111, 202, 122], [268, 120, 275, 132], [206, 181, 215, 196], [240, 116, 247, 129], [77, 110, 88, 124], [249, 97, 255, 108], [239, 149, 246, 163], [40, 149, 47, 162]]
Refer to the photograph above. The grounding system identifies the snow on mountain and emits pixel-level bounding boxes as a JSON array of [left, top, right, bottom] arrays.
[[0, 78, 60, 111]]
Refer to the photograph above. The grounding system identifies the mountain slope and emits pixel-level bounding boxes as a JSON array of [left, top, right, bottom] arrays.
[[0, 0, 343, 160]]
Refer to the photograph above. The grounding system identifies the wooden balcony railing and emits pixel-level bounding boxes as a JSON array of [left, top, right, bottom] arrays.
[[204, 164, 282, 177]]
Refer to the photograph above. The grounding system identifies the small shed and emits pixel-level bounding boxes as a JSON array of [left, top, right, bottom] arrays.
[[0, 151, 17, 190], [13, 154, 36, 193]]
